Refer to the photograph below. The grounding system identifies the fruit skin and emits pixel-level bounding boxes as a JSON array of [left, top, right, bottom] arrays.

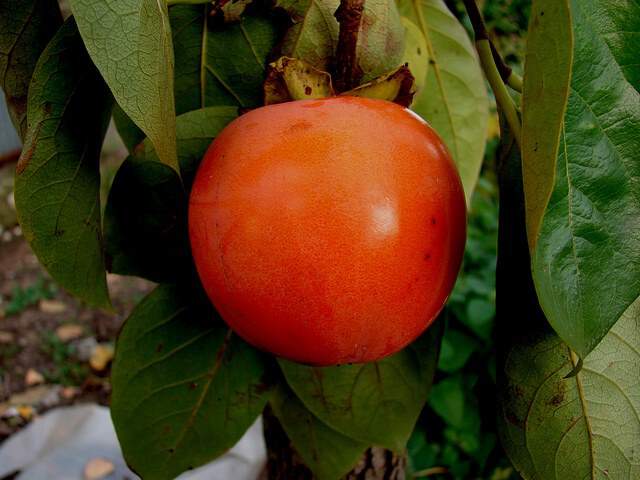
[[189, 96, 466, 365]]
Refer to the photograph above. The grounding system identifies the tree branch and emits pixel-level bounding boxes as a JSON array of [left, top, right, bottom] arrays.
[[334, 0, 365, 92]]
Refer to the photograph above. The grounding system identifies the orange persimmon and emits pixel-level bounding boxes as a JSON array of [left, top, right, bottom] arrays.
[[189, 96, 466, 365]]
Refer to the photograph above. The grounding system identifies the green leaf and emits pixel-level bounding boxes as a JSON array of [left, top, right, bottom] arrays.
[[170, 5, 280, 111], [111, 285, 271, 480], [278, 320, 443, 451], [521, 0, 573, 251], [0, 0, 62, 139], [428, 374, 480, 433], [401, 16, 428, 93], [105, 107, 237, 282], [497, 299, 640, 480], [496, 98, 640, 480], [526, 0, 640, 357], [276, 0, 340, 71], [104, 157, 188, 283], [70, 0, 179, 172], [578, 1, 640, 92], [438, 327, 479, 373], [111, 5, 277, 155], [14, 18, 111, 308], [355, 0, 405, 82], [112, 103, 144, 152], [271, 383, 367, 480], [399, 0, 489, 205]]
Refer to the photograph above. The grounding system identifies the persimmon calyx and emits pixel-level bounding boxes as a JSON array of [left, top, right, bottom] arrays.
[[264, 56, 417, 107]]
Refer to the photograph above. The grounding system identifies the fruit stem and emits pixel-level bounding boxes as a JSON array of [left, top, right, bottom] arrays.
[[462, 0, 522, 148]]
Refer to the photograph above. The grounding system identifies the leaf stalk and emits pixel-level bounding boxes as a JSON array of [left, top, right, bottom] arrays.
[[462, 0, 522, 148]]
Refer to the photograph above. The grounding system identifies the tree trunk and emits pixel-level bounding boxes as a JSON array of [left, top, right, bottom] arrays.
[[261, 407, 406, 480]]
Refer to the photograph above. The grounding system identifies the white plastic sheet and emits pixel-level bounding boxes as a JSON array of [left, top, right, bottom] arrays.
[[0, 404, 266, 480]]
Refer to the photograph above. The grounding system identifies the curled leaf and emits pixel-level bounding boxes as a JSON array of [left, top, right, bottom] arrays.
[[276, 0, 340, 70], [341, 64, 415, 107], [264, 57, 334, 104]]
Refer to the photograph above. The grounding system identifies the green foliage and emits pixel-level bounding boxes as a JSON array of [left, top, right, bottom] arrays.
[[495, 102, 640, 480], [279, 320, 443, 452], [105, 107, 237, 282], [408, 172, 511, 479], [111, 285, 272, 480], [69, 0, 178, 172], [524, 0, 640, 358], [4, 277, 56, 316], [271, 384, 368, 480], [14, 18, 112, 309], [0, 0, 62, 138], [276, 0, 340, 71], [398, 0, 489, 205]]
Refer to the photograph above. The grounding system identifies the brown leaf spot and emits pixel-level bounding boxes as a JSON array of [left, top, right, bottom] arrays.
[[304, 86, 312, 95]]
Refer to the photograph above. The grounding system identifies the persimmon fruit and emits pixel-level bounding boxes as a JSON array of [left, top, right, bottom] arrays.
[[188, 96, 466, 365]]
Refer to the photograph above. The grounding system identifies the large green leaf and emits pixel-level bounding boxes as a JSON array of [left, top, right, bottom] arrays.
[[271, 383, 368, 480], [70, 0, 178, 172], [525, 0, 640, 357], [14, 18, 111, 308], [278, 320, 443, 451], [276, 0, 340, 71], [521, 0, 573, 249], [111, 285, 271, 480], [170, 4, 280, 111], [578, 0, 640, 92], [398, 0, 489, 205], [496, 104, 640, 480], [0, 0, 62, 139], [498, 303, 640, 480], [113, 5, 279, 153], [105, 107, 237, 282]]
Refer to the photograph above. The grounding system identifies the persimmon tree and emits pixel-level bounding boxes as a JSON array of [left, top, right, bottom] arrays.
[[1, 0, 638, 479]]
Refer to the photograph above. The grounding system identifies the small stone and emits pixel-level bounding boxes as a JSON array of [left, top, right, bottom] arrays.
[[73, 337, 98, 361], [83, 458, 115, 480], [39, 299, 67, 314], [55, 323, 84, 341], [25, 368, 44, 386], [0, 330, 14, 343], [1, 406, 18, 419], [90, 344, 114, 371]]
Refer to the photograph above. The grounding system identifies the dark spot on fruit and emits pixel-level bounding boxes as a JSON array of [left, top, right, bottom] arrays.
[[156, 343, 164, 353], [417, 47, 421, 55], [431, 217, 437, 225], [540, 10, 545, 16], [305, 86, 312, 95], [168, 448, 175, 454], [429, 59, 436, 65], [424, 252, 431, 261]]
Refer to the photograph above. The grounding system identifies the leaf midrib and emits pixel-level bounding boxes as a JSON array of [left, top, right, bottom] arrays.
[[165, 329, 234, 466]]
